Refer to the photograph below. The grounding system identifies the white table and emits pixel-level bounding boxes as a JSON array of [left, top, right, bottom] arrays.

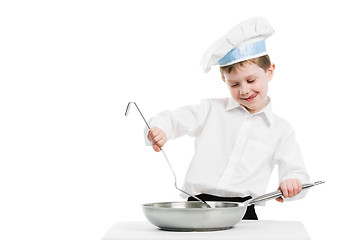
[[102, 220, 311, 240]]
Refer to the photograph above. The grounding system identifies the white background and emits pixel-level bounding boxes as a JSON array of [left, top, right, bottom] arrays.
[[1, 0, 360, 239]]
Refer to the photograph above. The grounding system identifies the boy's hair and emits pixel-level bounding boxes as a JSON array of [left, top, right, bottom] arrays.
[[220, 55, 271, 79]]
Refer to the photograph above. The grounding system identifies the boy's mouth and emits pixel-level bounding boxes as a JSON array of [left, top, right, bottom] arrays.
[[242, 93, 257, 102]]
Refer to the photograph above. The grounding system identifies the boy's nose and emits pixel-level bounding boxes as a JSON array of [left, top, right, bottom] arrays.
[[239, 85, 250, 95]]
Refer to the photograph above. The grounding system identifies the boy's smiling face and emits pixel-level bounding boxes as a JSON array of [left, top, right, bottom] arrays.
[[223, 62, 275, 114]]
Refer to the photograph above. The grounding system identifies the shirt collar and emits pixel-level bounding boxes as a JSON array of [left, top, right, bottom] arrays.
[[225, 97, 274, 125]]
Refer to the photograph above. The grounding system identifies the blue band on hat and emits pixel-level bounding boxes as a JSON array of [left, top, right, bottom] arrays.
[[218, 40, 267, 66]]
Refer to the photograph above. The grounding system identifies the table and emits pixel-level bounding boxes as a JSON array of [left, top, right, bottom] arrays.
[[102, 220, 311, 240]]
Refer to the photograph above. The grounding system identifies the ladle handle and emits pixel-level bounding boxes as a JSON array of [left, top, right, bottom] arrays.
[[125, 102, 151, 129], [125, 102, 212, 208], [248, 181, 325, 205], [125, 102, 177, 179]]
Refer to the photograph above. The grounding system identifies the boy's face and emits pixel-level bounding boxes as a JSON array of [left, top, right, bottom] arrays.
[[223, 63, 275, 114]]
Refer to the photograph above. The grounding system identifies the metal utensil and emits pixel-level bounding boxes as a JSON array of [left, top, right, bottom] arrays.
[[125, 102, 212, 208]]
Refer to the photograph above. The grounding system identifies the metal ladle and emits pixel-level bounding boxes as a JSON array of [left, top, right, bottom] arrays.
[[125, 102, 212, 208]]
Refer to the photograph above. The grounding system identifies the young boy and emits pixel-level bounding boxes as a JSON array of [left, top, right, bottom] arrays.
[[145, 17, 309, 220]]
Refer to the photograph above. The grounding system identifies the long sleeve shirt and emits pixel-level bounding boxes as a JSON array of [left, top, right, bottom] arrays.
[[145, 98, 309, 203]]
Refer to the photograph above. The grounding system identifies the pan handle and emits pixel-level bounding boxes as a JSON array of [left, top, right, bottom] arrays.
[[248, 181, 325, 205]]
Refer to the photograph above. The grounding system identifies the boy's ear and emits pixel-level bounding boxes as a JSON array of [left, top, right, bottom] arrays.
[[267, 64, 275, 82]]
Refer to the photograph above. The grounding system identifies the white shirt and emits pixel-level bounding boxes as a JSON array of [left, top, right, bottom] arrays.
[[146, 98, 309, 203]]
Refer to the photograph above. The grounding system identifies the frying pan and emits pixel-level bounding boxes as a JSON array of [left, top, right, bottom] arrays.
[[142, 181, 324, 231]]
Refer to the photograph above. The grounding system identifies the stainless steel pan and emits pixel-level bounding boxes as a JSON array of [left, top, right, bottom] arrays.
[[143, 181, 324, 231], [143, 201, 246, 231]]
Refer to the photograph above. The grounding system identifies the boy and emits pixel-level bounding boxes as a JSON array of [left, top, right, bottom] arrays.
[[145, 17, 309, 220]]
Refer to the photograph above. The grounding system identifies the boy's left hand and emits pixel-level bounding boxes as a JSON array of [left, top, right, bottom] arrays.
[[276, 179, 302, 203]]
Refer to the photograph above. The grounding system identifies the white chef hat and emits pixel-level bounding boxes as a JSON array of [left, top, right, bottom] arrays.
[[200, 17, 275, 73]]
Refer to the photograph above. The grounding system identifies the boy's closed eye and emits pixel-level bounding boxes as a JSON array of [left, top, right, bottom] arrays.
[[229, 79, 255, 87]]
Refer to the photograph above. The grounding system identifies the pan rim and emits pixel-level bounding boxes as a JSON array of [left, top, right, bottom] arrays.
[[142, 201, 244, 210]]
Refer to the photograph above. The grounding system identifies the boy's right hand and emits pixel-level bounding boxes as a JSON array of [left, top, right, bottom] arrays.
[[147, 127, 167, 152]]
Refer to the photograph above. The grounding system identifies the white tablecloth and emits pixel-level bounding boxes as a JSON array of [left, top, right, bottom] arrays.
[[102, 220, 311, 240]]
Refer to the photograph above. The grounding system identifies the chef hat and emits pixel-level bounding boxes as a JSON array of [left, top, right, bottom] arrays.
[[200, 17, 275, 73]]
